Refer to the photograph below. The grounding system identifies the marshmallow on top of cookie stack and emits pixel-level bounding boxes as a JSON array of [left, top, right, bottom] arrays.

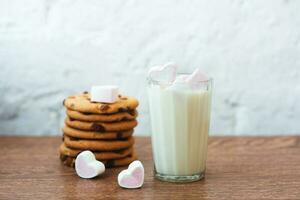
[[59, 86, 139, 168]]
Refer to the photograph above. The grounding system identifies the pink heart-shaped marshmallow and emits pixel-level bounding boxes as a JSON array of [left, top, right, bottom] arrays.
[[118, 160, 144, 189], [75, 151, 105, 179], [148, 62, 178, 84], [186, 68, 209, 84]]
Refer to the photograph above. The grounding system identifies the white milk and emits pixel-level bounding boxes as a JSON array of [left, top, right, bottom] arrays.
[[148, 84, 211, 176]]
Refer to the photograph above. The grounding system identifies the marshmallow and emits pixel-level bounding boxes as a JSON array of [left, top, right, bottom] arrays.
[[169, 69, 209, 90], [75, 151, 105, 179], [90, 85, 119, 103], [148, 62, 178, 84], [186, 68, 209, 84], [168, 75, 190, 90], [118, 160, 144, 189], [173, 74, 189, 84]]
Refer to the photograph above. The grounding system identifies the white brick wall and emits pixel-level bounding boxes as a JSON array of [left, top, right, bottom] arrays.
[[0, 0, 300, 136]]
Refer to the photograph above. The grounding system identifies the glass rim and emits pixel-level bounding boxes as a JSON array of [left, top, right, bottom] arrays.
[[147, 75, 213, 85]]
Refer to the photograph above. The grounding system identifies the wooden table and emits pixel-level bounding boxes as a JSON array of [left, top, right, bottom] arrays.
[[0, 136, 300, 199]]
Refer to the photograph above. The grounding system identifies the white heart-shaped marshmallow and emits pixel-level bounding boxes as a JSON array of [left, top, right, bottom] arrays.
[[148, 62, 178, 84], [75, 151, 105, 179], [90, 85, 119, 103], [118, 160, 144, 189]]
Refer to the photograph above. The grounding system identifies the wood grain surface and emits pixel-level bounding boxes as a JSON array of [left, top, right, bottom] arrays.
[[0, 136, 300, 200]]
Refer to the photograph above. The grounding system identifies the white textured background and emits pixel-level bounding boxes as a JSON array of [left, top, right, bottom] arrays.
[[0, 0, 300, 136]]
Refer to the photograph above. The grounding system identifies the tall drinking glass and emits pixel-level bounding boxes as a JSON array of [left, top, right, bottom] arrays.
[[147, 75, 212, 182]]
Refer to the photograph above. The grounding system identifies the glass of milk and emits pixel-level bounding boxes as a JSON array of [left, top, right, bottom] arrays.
[[147, 74, 212, 182]]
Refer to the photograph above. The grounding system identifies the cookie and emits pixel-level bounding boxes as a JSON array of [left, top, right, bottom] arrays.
[[66, 109, 138, 122], [65, 117, 138, 132], [63, 93, 139, 114], [63, 135, 134, 151], [59, 143, 133, 160], [60, 151, 137, 168], [63, 126, 133, 140]]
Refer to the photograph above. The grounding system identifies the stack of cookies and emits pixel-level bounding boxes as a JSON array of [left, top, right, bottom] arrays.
[[59, 92, 139, 168]]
